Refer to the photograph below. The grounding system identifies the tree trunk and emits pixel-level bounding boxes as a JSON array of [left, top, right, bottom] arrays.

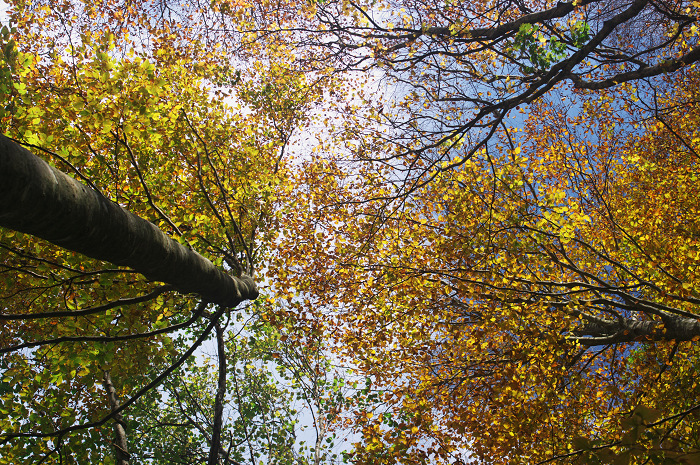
[[0, 135, 257, 307], [207, 322, 226, 465], [102, 371, 130, 465], [574, 313, 700, 346]]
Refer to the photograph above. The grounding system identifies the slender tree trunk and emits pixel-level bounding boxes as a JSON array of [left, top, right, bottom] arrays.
[[0, 135, 257, 307], [102, 371, 130, 465], [207, 322, 227, 465]]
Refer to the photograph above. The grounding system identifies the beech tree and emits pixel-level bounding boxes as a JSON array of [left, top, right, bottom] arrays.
[[273, 66, 700, 464], [234, 0, 700, 463], [4, 0, 700, 464], [87, 0, 699, 461], [0, 2, 337, 464]]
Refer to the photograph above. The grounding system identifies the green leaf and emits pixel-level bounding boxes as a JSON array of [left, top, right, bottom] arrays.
[[634, 405, 662, 423], [572, 436, 592, 450]]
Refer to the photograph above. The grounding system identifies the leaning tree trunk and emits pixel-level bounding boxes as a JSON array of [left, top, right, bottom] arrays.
[[0, 135, 257, 307]]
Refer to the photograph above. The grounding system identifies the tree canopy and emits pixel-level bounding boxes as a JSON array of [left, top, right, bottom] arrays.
[[2, 0, 700, 464]]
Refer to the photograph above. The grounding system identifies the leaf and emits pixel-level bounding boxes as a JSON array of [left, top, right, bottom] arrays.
[[634, 405, 662, 423], [612, 451, 631, 465], [572, 436, 592, 451]]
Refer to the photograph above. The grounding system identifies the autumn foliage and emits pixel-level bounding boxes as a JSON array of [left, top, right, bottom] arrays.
[[2, 0, 700, 464]]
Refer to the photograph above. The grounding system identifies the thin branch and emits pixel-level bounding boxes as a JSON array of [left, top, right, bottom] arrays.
[[0, 301, 222, 444], [0, 301, 206, 354], [118, 132, 184, 236], [0, 286, 172, 320]]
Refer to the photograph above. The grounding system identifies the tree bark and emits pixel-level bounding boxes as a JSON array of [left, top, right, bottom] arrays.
[[574, 313, 700, 346], [207, 322, 227, 465], [102, 371, 130, 465], [0, 135, 257, 307]]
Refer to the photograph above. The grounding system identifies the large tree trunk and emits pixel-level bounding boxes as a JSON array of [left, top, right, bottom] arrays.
[[0, 135, 257, 307], [574, 312, 700, 346]]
